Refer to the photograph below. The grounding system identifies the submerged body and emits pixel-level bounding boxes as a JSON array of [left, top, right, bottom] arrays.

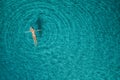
[[30, 27, 37, 46]]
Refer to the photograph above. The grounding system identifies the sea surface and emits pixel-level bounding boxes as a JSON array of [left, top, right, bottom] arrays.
[[0, 0, 120, 80]]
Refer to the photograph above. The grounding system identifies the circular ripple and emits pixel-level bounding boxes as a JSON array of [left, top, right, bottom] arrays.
[[3, 1, 78, 55], [2, 0, 120, 80]]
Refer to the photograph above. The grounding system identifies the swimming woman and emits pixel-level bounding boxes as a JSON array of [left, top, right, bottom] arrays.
[[30, 27, 37, 46]]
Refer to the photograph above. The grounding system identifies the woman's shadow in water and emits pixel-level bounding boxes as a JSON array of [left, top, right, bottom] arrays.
[[36, 18, 44, 37]]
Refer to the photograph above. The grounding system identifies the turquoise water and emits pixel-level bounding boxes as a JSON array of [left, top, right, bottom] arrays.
[[0, 0, 120, 80]]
